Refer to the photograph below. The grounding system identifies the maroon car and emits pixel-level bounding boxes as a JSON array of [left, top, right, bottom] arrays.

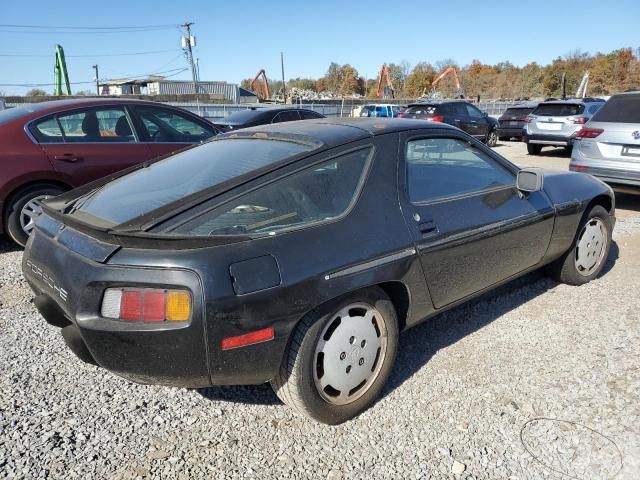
[[0, 98, 219, 246]]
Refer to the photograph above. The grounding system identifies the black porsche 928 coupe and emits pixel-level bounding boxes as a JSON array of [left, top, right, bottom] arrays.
[[23, 118, 615, 424]]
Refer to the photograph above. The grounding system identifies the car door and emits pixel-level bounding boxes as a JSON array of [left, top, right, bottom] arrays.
[[449, 103, 473, 134], [465, 103, 490, 139], [398, 131, 555, 308], [34, 106, 154, 185], [130, 105, 219, 158]]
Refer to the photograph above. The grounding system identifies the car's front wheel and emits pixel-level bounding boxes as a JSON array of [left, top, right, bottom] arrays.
[[5, 184, 65, 247], [545, 205, 612, 285], [271, 287, 399, 424]]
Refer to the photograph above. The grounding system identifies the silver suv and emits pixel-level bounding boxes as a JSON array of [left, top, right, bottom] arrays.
[[570, 91, 640, 190], [524, 98, 605, 155]]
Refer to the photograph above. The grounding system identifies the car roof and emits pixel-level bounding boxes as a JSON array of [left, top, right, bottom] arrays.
[[538, 98, 605, 106], [506, 102, 539, 108], [224, 117, 456, 147], [1, 98, 197, 122], [407, 99, 471, 107]]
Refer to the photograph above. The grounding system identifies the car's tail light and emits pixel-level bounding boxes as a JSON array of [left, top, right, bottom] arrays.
[[430, 115, 444, 122], [397, 112, 404, 118], [570, 164, 591, 170], [101, 288, 191, 322], [524, 116, 534, 123], [576, 128, 604, 139], [571, 116, 588, 124]]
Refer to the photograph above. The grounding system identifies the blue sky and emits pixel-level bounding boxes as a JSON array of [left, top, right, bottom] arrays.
[[1, 0, 639, 95]]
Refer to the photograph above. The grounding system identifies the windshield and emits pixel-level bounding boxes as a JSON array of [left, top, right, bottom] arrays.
[[70, 138, 316, 226], [591, 95, 640, 123], [533, 103, 584, 117], [501, 108, 534, 119], [405, 105, 437, 115]]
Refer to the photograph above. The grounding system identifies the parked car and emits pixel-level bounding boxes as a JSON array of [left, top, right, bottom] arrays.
[[523, 98, 605, 155], [570, 91, 640, 191], [496, 102, 538, 140], [359, 104, 400, 118], [401, 100, 499, 146], [24, 118, 615, 424], [212, 107, 325, 132], [0, 98, 220, 246]]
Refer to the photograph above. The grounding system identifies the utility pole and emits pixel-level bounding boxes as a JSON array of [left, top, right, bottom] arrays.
[[181, 22, 199, 97], [92, 64, 99, 95], [281, 51, 286, 104]]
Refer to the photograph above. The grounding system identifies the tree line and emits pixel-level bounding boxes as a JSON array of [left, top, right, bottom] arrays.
[[241, 47, 640, 100]]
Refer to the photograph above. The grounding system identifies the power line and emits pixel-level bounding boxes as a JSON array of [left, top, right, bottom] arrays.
[[0, 68, 188, 88], [0, 28, 177, 34], [0, 23, 177, 30], [0, 49, 178, 58]]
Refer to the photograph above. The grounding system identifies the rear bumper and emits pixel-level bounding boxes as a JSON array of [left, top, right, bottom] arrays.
[[569, 164, 640, 188], [496, 126, 524, 137], [524, 132, 575, 146]]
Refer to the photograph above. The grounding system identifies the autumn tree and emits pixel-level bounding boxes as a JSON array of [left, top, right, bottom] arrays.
[[404, 62, 437, 97]]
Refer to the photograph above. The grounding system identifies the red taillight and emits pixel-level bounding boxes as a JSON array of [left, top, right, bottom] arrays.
[[397, 112, 404, 118], [571, 164, 591, 170], [576, 128, 604, 139], [221, 327, 275, 350], [120, 290, 142, 321], [524, 116, 533, 123], [430, 115, 444, 122], [573, 117, 588, 124], [142, 290, 165, 322]]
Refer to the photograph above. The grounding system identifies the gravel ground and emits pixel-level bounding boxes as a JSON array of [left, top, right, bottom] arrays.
[[1, 143, 639, 479]]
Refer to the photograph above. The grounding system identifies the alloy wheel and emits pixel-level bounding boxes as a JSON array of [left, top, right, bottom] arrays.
[[19, 195, 51, 236]]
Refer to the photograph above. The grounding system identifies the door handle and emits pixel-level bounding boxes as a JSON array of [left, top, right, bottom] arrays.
[[418, 220, 438, 237], [53, 154, 81, 162]]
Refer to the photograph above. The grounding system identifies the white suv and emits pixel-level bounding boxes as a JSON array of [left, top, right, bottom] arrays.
[[524, 98, 605, 155]]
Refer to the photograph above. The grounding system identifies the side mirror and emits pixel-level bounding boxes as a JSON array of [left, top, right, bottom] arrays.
[[517, 168, 544, 192]]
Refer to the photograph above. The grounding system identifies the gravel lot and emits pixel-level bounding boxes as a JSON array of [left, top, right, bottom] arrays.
[[1, 141, 639, 479]]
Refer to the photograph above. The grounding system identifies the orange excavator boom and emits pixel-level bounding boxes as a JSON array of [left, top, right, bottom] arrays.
[[250, 69, 271, 99], [376, 63, 395, 99], [430, 66, 464, 98]]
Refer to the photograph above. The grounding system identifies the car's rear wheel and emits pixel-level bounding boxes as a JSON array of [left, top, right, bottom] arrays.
[[271, 287, 398, 424], [527, 143, 542, 155], [545, 205, 612, 285], [5, 185, 65, 247], [486, 128, 498, 147]]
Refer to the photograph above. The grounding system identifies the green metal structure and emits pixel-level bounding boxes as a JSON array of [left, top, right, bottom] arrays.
[[54, 45, 71, 96]]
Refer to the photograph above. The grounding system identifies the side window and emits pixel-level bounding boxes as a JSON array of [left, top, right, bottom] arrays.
[[465, 104, 483, 118], [300, 110, 322, 120], [406, 138, 514, 203], [272, 110, 301, 123], [172, 147, 372, 236], [452, 103, 467, 116], [135, 106, 215, 142], [56, 107, 135, 143], [31, 117, 64, 143]]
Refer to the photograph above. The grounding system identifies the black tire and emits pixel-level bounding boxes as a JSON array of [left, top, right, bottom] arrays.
[[271, 287, 399, 425], [545, 205, 612, 285], [563, 145, 573, 156], [5, 184, 65, 247], [527, 143, 542, 155], [486, 128, 498, 147]]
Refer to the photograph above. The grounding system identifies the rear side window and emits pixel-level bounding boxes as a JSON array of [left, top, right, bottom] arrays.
[[32, 117, 64, 143], [300, 110, 323, 119], [406, 138, 514, 203], [533, 104, 584, 116], [73, 139, 316, 226], [172, 148, 372, 236], [591, 95, 640, 123], [57, 107, 135, 143], [272, 110, 301, 123], [135, 106, 215, 142]]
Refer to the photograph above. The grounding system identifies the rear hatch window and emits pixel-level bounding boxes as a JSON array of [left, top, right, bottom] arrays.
[[404, 105, 438, 116], [501, 108, 534, 120], [68, 138, 316, 227], [591, 95, 640, 123], [533, 103, 584, 117]]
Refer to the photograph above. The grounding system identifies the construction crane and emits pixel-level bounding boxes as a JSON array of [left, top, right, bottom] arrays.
[[250, 69, 271, 100], [376, 63, 395, 99], [53, 44, 71, 96], [575, 71, 590, 98], [427, 66, 465, 99]]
